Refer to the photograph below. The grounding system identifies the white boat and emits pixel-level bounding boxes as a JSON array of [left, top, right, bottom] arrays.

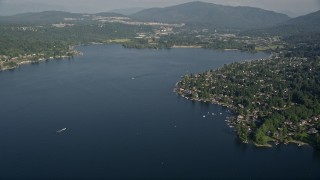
[[56, 128, 67, 133]]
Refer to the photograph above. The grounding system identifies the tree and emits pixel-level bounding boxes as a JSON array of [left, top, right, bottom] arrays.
[[255, 128, 268, 145]]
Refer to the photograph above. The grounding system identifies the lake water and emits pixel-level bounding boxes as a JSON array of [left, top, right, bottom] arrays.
[[0, 45, 320, 179]]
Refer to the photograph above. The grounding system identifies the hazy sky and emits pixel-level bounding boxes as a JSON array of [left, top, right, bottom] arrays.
[[2, 0, 320, 17]]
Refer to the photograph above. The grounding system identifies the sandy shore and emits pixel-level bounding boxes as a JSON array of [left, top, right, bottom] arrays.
[[172, 45, 202, 48]]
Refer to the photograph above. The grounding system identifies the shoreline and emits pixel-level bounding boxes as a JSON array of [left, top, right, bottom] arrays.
[[0, 49, 82, 72], [1, 43, 271, 72], [286, 140, 308, 146], [176, 92, 312, 148], [172, 45, 202, 48], [223, 49, 239, 51], [1, 56, 75, 72]]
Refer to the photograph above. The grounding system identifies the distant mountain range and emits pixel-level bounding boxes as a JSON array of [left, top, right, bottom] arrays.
[[1, 0, 319, 35], [0, 11, 84, 24], [0, 2, 67, 16], [108, 7, 145, 16], [0, 11, 125, 24], [131, 1, 290, 29]]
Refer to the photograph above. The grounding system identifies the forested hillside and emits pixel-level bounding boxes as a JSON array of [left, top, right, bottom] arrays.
[[132, 1, 290, 29]]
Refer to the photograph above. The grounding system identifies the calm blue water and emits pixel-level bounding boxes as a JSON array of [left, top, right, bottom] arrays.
[[0, 45, 319, 179]]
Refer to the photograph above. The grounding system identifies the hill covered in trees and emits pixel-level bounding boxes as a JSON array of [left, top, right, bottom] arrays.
[[245, 10, 320, 37], [131, 1, 290, 29], [274, 10, 320, 35]]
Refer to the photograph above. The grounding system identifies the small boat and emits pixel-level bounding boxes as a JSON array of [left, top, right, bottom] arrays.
[[203, 115, 206, 118], [56, 128, 67, 133]]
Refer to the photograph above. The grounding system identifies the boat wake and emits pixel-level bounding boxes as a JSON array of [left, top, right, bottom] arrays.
[[56, 128, 67, 133]]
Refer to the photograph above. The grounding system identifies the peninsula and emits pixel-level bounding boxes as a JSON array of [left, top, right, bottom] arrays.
[[175, 56, 320, 149]]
